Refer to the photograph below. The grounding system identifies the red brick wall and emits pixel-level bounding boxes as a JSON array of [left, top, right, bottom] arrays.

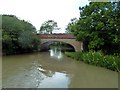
[[37, 34, 76, 39]]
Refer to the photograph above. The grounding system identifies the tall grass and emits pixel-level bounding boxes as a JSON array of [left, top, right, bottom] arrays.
[[65, 51, 120, 72]]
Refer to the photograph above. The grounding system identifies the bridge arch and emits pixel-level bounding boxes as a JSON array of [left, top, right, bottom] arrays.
[[38, 34, 83, 52], [40, 38, 83, 52]]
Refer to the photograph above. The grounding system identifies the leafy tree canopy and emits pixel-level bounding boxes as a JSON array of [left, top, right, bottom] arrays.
[[2, 14, 40, 55], [66, 2, 120, 54], [39, 20, 58, 34]]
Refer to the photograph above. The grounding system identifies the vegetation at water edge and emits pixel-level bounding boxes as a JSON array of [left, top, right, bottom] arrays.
[[65, 51, 120, 72], [65, 2, 120, 72]]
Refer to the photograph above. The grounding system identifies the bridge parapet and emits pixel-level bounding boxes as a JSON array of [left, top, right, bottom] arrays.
[[37, 34, 76, 39]]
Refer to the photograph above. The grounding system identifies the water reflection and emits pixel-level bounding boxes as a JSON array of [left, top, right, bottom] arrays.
[[2, 54, 70, 88], [30, 65, 70, 88], [3, 49, 118, 88], [49, 47, 63, 59], [37, 72, 70, 88]]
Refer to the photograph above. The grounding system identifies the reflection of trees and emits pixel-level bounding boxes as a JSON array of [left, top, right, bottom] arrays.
[[35, 65, 55, 87], [37, 65, 55, 78], [49, 47, 62, 59], [44, 70, 55, 77]]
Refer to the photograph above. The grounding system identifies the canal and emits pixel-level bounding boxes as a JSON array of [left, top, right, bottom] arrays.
[[2, 47, 118, 88]]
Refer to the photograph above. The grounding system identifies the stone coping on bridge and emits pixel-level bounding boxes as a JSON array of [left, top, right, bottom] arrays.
[[37, 34, 76, 39]]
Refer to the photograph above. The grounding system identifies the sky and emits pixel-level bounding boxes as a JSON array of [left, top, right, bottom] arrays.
[[0, 0, 90, 33]]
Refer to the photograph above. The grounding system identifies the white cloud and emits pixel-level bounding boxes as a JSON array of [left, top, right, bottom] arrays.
[[0, 0, 89, 33]]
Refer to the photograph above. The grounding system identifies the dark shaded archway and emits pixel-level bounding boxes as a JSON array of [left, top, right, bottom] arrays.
[[40, 41, 75, 52], [40, 39, 83, 52]]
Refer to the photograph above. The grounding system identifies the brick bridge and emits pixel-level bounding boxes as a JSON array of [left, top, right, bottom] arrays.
[[37, 34, 83, 52]]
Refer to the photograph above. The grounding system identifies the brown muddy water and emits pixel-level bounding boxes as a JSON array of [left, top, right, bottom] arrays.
[[2, 48, 118, 88]]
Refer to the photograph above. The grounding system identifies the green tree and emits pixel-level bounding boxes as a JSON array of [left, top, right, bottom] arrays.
[[65, 18, 78, 34], [39, 20, 58, 34], [66, 2, 120, 54], [2, 14, 40, 55], [18, 31, 40, 50]]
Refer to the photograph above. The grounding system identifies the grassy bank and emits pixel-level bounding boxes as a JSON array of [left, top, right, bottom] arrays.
[[65, 51, 120, 72]]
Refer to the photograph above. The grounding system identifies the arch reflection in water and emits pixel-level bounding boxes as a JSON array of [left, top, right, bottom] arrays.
[[37, 72, 70, 88], [49, 47, 63, 59]]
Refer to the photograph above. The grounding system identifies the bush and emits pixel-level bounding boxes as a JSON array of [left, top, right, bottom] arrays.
[[65, 51, 120, 72]]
